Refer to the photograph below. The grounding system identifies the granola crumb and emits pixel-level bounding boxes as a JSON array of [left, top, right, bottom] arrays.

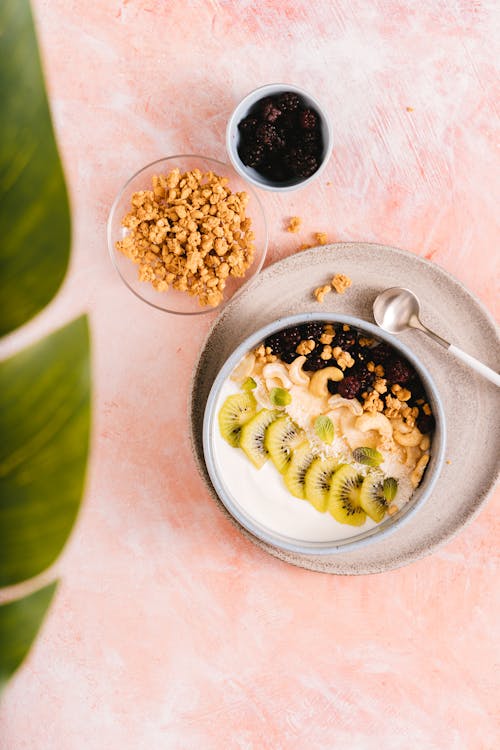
[[299, 243, 312, 251], [331, 273, 352, 294], [315, 232, 328, 245], [406, 106, 414, 112], [296, 339, 315, 356], [313, 284, 332, 303], [287, 216, 302, 233]]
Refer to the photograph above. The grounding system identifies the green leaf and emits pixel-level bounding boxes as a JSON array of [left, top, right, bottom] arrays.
[[0, 0, 71, 336], [0, 581, 57, 694], [0, 316, 90, 585]]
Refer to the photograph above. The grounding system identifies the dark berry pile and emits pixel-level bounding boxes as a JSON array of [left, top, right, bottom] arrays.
[[237, 91, 324, 182], [261, 321, 434, 433]]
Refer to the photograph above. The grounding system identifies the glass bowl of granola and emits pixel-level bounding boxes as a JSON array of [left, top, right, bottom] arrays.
[[107, 155, 268, 315], [202, 313, 446, 555]]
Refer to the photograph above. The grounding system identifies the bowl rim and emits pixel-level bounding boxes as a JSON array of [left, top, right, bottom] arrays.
[[226, 82, 334, 192], [202, 312, 447, 556], [107, 154, 269, 316]]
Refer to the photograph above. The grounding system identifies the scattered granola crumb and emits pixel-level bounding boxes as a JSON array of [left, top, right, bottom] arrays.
[[446, 459, 451, 465], [388, 504, 399, 516], [287, 216, 302, 233], [299, 243, 312, 251], [315, 232, 328, 245], [313, 284, 332, 303], [406, 106, 414, 112], [331, 273, 352, 294], [326, 181, 332, 186]]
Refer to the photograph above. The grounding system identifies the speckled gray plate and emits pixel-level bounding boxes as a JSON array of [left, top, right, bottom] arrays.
[[189, 243, 500, 574]]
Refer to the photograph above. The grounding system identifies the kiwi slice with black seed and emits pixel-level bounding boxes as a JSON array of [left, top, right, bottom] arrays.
[[359, 473, 389, 522], [283, 442, 316, 499], [239, 409, 280, 468], [264, 416, 304, 473], [328, 464, 366, 526], [304, 456, 338, 513], [218, 392, 257, 447]]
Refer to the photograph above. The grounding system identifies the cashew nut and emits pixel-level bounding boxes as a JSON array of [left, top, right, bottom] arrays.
[[309, 367, 343, 398], [420, 435, 431, 451], [340, 410, 378, 449], [262, 362, 292, 389], [411, 454, 430, 487], [394, 427, 422, 447], [389, 417, 412, 434], [404, 444, 422, 469], [288, 356, 310, 387], [355, 412, 393, 438], [327, 394, 363, 416], [230, 352, 255, 383]]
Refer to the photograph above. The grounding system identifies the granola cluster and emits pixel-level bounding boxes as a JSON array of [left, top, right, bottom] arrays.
[[313, 273, 352, 302], [116, 168, 255, 307]]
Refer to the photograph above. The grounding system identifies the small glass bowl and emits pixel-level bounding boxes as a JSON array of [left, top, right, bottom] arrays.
[[107, 155, 268, 315]]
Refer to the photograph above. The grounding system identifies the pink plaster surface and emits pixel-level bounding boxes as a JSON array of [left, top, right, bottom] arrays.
[[1, 1, 499, 748]]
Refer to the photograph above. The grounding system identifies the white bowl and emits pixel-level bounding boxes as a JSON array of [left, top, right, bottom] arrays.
[[226, 83, 333, 192], [203, 313, 446, 556]]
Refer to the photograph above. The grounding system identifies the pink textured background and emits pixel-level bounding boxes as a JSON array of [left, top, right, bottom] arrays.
[[1, 1, 499, 748]]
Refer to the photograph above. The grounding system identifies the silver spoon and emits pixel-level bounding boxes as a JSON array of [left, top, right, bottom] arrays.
[[373, 287, 500, 387]]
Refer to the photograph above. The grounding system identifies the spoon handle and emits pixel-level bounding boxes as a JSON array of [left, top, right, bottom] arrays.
[[448, 344, 500, 387]]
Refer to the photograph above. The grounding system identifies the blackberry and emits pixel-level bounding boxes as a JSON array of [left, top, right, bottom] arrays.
[[265, 326, 302, 354], [277, 91, 301, 112], [355, 366, 375, 390], [259, 156, 291, 182], [327, 379, 339, 395], [385, 359, 412, 385], [300, 321, 324, 340], [337, 374, 362, 399], [238, 142, 264, 168], [299, 108, 318, 130], [256, 122, 283, 152], [303, 353, 326, 372], [260, 97, 282, 123], [302, 130, 322, 156], [370, 343, 393, 363], [334, 326, 356, 350], [280, 348, 300, 364], [238, 116, 259, 135], [284, 147, 318, 179], [417, 413, 435, 435]]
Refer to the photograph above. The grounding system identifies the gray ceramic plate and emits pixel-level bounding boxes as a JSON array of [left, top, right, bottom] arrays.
[[189, 243, 500, 574]]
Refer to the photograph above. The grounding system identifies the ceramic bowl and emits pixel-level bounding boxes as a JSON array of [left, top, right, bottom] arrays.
[[202, 312, 446, 556], [226, 83, 333, 192], [107, 155, 268, 315]]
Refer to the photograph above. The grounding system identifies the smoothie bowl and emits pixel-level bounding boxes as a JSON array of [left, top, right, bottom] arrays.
[[203, 313, 446, 555]]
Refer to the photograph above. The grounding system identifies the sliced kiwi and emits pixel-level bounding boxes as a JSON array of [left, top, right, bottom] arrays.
[[241, 377, 257, 392], [383, 477, 398, 502], [314, 415, 334, 445], [283, 441, 316, 499], [218, 392, 257, 447], [264, 416, 304, 473], [352, 446, 384, 467], [359, 473, 388, 522], [304, 456, 338, 513], [269, 387, 292, 407], [239, 409, 280, 468], [328, 464, 366, 526]]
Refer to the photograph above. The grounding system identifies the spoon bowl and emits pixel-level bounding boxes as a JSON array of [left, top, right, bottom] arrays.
[[373, 287, 421, 334]]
